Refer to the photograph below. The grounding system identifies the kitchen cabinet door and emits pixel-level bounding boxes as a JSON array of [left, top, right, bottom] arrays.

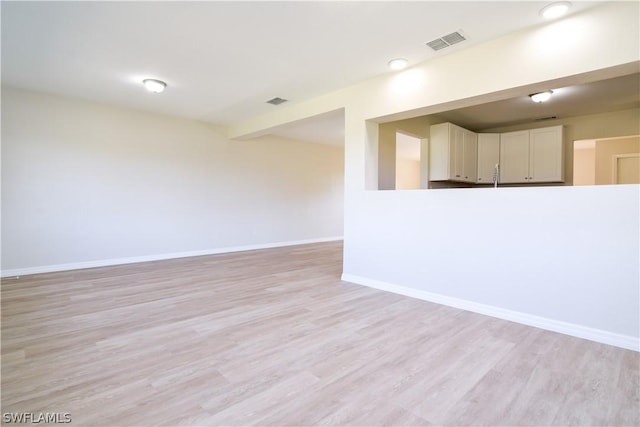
[[477, 133, 500, 184], [499, 130, 530, 183], [529, 126, 564, 182]]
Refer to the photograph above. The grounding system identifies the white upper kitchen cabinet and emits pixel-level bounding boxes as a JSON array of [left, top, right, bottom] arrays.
[[499, 126, 564, 184], [529, 126, 564, 183], [430, 122, 477, 183], [476, 133, 500, 184]]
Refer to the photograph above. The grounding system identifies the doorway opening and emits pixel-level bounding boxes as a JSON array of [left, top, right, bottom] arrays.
[[573, 135, 640, 185], [395, 132, 421, 190]]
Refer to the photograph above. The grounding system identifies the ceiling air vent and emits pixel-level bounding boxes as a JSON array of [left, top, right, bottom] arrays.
[[534, 116, 558, 121], [426, 31, 467, 51], [266, 97, 288, 106]]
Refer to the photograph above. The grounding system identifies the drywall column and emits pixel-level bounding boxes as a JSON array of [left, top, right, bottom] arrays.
[[377, 124, 396, 190]]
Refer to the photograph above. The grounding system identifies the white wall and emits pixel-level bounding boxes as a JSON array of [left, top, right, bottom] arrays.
[[395, 158, 420, 190], [342, 185, 639, 348], [573, 140, 596, 185], [1, 87, 344, 274]]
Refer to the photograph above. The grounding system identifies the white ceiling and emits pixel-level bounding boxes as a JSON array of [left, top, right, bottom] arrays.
[[2, 1, 615, 145], [432, 72, 640, 132]]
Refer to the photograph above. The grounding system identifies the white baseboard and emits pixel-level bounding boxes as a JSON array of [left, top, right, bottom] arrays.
[[341, 273, 639, 352], [0, 236, 343, 278]]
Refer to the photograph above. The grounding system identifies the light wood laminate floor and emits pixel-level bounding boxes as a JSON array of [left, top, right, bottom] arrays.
[[2, 241, 638, 426]]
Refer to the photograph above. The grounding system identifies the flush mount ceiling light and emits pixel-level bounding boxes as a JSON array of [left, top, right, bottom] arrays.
[[143, 79, 166, 93], [266, 97, 288, 106], [540, 1, 572, 19], [530, 90, 554, 103], [388, 58, 408, 71]]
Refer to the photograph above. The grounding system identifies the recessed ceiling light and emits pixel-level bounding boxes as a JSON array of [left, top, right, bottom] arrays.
[[143, 79, 166, 93], [540, 1, 571, 19], [530, 90, 554, 103], [388, 58, 408, 71]]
